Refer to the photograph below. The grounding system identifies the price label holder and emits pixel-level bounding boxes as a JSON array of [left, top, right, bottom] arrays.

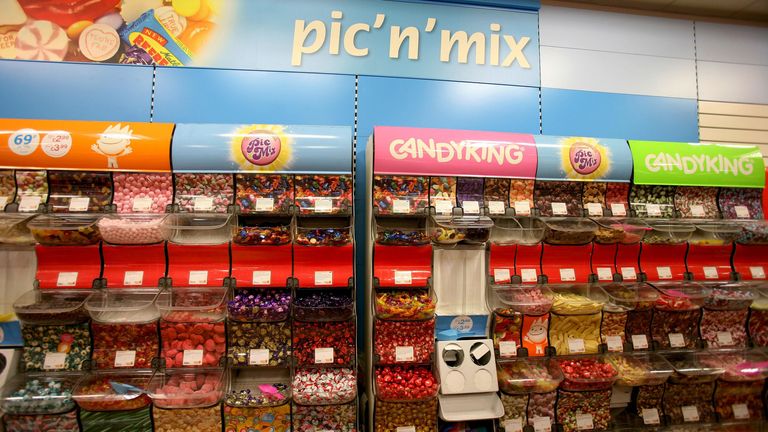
[[610, 203, 626, 217], [514, 201, 531, 216], [631, 334, 649, 350], [597, 267, 613, 281], [397, 427, 417, 432], [657, 266, 672, 280], [394, 270, 412, 285], [568, 338, 586, 354], [669, 333, 685, 348], [682, 405, 699, 422], [393, 199, 410, 214], [123, 271, 144, 286], [735, 206, 750, 219], [605, 335, 623, 352], [18, 195, 42, 212], [463, 200, 480, 214], [57, 272, 78, 287], [494, 268, 511, 284], [488, 201, 505, 215], [255, 198, 274, 212], [314, 347, 334, 364], [249, 349, 270, 366], [560, 268, 576, 282], [703, 266, 719, 279], [435, 199, 453, 215], [194, 196, 214, 212], [646, 204, 662, 217], [314, 198, 333, 213], [499, 341, 517, 358], [750, 266, 766, 279], [132, 197, 153, 212], [521, 268, 537, 283], [733, 403, 750, 420], [575, 413, 593, 430], [315, 271, 333, 286], [182, 350, 203, 366], [395, 346, 414, 362], [690, 204, 705, 218], [68, 197, 90, 212], [620, 267, 637, 280], [552, 202, 567, 216], [503, 418, 523, 432], [188, 270, 208, 285], [43, 352, 67, 370], [0, 196, 7, 209], [533, 417, 551, 432], [252, 271, 271, 286], [717, 331, 734, 346], [114, 350, 136, 367], [586, 203, 603, 217], [642, 408, 660, 425]]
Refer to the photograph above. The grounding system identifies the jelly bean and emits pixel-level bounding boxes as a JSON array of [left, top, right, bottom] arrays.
[[534, 181, 582, 216], [629, 185, 676, 218], [293, 320, 354, 366], [235, 174, 293, 214], [674, 186, 720, 219], [48, 171, 112, 212], [292, 368, 356, 405], [153, 404, 222, 432], [374, 318, 434, 364], [429, 176, 456, 205], [375, 365, 438, 401], [375, 397, 437, 432], [373, 175, 428, 215], [295, 175, 352, 215], [174, 173, 234, 213], [15, 170, 48, 204], [112, 173, 173, 213], [228, 321, 290, 367], [292, 401, 357, 432]]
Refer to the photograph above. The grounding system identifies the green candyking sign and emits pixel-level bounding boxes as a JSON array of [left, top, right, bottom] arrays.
[[630, 141, 765, 188]]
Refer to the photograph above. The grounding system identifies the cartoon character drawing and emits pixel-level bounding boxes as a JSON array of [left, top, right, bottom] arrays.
[[523, 315, 548, 355], [91, 123, 133, 168]]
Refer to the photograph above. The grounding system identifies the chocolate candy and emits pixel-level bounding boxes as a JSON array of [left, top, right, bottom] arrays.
[[484, 178, 510, 206], [534, 181, 583, 216], [97, 214, 166, 245], [625, 304, 653, 346], [228, 289, 291, 322], [543, 218, 597, 245], [3, 374, 78, 415], [14, 291, 90, 325], [636, 384, 664, 414], [22, 323, 91, 371], [233, 217, 291, 245], [556, 389, 611, 432], [500, 393, 528, 427], [48, 171, 112, 212], [674, 187, 720, 219], [91, 321, 158, 369], [527, 391, 556, 427], [492, 312, 522, 351], [15, 170, 48, 206], [375, 291, 435, 320], [558, 358, 617, 391], [629, 185, 676, 218], [375, 227, 430, 246], [153, 405, 222, 432], [663, 381, 715, 424], [375, 365, 438, 401], [292, 401, 357, 432], [293, 368, 356, 405], [79, 406, 152, 432], [293, 320, 354, 366], [295, 175, 352, 215], [29, 219, 102, 246], [601, 311, 627, 345], [225, 381, 290, 407], [582, 182, 606, 207], [235, 174, 293, 214], [373, 175, 428, 214], [224, 404, 290, 432], [3, 410, 79, 432], [720, 188, 764, 220], [160, 320, 226, 368], [651, 297, 701, 349], [294, 289, 354, 322], [295, 226, 352, 246], [228, 321, 290, 367], [374, 318, 434, 364], [174, 173, 233, 213], [429, 177, 457, 206], [456, 177, 484, 206], [714, 380, 764, 421], [375, 397, 437, 432], [112, 173, 173, 213]]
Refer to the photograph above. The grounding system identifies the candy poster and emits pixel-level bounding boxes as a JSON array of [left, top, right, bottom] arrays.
[[534, 136, 633, 183], [0, 0, 540, 87]]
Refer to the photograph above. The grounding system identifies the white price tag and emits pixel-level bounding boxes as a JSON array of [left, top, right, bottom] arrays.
[[494, 268, 511, 284], [393, 199, 410, 214], [559, 268, 576, 282], [395, 346, 414, 362], [606, 335, 623, 352], [750, 266, 766, 279], [314, 198, 333, 213], [576, 413, 594, 430], [114, 350, 136, 367], [193, 196, 214, 211], [610, 203, 626, 217], [503, 418, 523, 432], [18, 195, 42, 212], [132, 197, 153, 211], [597, 267, 613, 281], [435, 199, 453, 215], [568, 338, 586, 354], [551, 202, 567, 216], [533, 417, 551, 432], [631, 334, 649, 350], [314, 347, 334, 364], [514, 200, 531, 216], [669, 333, 686, 348], [57, 272, 78, 287], [642, 408, 660, 425], [733, 403, 750, 420], [499, 341, 517, 358], [249, 349, 270, 366], [690, 204, 705, 218], [620, 267, 637, 280], [717, 331, 734, 346], [586, 203, 603, 217], [43, 352, 67, 370], [68, 197, 90, 212], [397, 427, 416, 432], [394, 270, 412, 285], [682, 405, 699, 422], [188, 270, 208, 285], [657, 266, 672, 280], [521, 268, 537, 283], [462, 200, 480, 214], [123, 271, 144, 286], [488, 200, 505, 215], [735, 205, 750, 219], [646, 203, 661, 216], [255, 197, 274, 212], [0, 196, 7, 209], [182, 349, 203, 366], [252, 270, 271, 286], [314, 271, 333, 286], [703, 266, 719, 279], [471, 343, 490, 360]]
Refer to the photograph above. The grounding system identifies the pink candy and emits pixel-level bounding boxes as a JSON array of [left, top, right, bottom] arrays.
[[113, 173, 173, 213], [174, 174, 233, 213], [97, 215, 166, 245], [153, 372, 223, 408]]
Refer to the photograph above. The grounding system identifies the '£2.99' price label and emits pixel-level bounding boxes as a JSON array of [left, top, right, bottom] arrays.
[[41, 131, 73, 158]]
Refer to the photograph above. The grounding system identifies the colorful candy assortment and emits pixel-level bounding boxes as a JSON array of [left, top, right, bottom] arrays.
[[227, 289, 291, 322], [3, 410, 79, 432], [534, 181, 583, 216], [674, 186, 720, 219], [374, 318, 435, 364], [48, 171, 112, 212], [605, 183, 629, 207], [558, 357, 617, 391], [295, 225, 352, 246], [582, 182, 606, 207], [375, 291, 435, 321], [663, 381, 716, 424], [373, 175, 428, 214], [21, 323, 91, 371], [112, 173, 173, 213], [174, 173, 233, 213], [629, 185, 676, 218], [14, 170, 48, 208], [292, 368, 356, 405], [233, 217, 292, 245], [294, 289, 354, 322], [714, 380, 764, 421], [719, 187, 764, 219], [556, 389, 611, 432], [73, 373, 152, 411], [429, 177, 457, 208], [91, 321, 158, 369], [160, 320, 226, 368], [492, 312, 522, 352], [292, 401, 357, 432], [0, 170, 14, 203], [224, 404, 291, 432], [484, 178, 510, 206], [236, 174, 294, 214], [295, 175, 352, 215], [153, 405, 222, 432]]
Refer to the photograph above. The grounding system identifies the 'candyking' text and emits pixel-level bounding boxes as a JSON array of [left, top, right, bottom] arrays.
[[389, 138, 526, 165]]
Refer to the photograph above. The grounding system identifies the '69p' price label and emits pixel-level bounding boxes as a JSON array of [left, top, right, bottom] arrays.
[[8, 129, 40, 156]]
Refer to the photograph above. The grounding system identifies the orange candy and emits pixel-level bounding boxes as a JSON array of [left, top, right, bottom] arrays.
[[178, 20, 214, 54]]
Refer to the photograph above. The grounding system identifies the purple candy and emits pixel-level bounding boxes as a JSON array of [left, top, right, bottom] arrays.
[[294, 289, 353, 322], [457, 177, 484, 205], [227, 289, 291, 322]]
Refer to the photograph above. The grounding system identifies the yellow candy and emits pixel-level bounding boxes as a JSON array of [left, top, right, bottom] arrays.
[[173, 0, 210, 20], [551, 292, 603, 315], [549, 313, 601, 354], [66, 20, 92, 39]]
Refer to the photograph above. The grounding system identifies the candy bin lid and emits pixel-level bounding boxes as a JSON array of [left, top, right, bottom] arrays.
[[548, 284, 607, 315], [488, 284, 553, 316], [643, 219, 696, 244], [689, 221, 743, 246], [295, 217, 353, 246], [27, 214, 101, 231], [541, 217, 598, 245], [496, 357, 563, 394], [0, 372, 82, 415], [160, 213, 233, 245], [85, 289, 161, 324], [649, 282, 711, 311], [557, 355, 618, 391], [156, 287, 228, 323], [490, 216, 545, 246], [429, 214, 493, 245], [736, 220, 768, 245], [700, 281, 757, 310], [751, 283, 768, 310], [661, 351, 725, 383], [606, 352, 674, 387], [226, 368, 291, 408], [591, 217, 650, 245], [374, 365, 439, 402], [27, 214, 102, 246], [701, 349, 768, 382], [292, 367, 357, 406], [0, 213, 35, 245], [72, 369, 154, 411], [374, 289, 437, 321], [147, 368, 225, 409], [375, 217, 430, 246], [601, 283, 658, 313], [13, 289, 92, 325]]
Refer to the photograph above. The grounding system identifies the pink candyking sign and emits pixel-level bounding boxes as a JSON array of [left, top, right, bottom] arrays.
[[374, 126, 537, 178]]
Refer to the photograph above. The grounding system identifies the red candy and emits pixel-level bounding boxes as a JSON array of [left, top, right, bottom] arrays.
[[92, 322, 158, 369], [293, 320, 354, 366], [375, 366, 438, 401], [374, 319, 434, 364], [150, 371, 223, 409], [160, 321, 226, 368], [558, 358, 617, 391]]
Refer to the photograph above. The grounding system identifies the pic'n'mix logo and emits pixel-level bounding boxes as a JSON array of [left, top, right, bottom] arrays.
[[560, 137, 610, 180], [230, 125, 293, 171]]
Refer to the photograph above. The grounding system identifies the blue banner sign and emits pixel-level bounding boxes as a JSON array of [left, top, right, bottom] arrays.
[[534, 136, 633, 182]]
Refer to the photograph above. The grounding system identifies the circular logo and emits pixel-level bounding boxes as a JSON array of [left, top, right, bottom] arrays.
[[450, 315, 474, 333], [569, 142, 601, 175], [241, 132, 281, 166], [8, 128, 40, 156], [41, 131, 72, 158]]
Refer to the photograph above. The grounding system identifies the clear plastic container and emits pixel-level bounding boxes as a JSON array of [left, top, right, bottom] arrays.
[[601, 283, 658, 312], [702, 282, 757, 311], [73, 369, 154, 411], [643, 220, 695, 245], [689, 221, 743, 246], [549, 285, 607, 355], [292, 367, 357, 405], [703, 349, 768, 382], [85, 289, 161, 324], [21, 322, 91, 372], [651, 282, 710, 350], [490, 217, 545, 245], [606, 353, 673, 387], [232, 215, 292, 245], [293, 319, 355, 367], [375, 397, 437, 432], [375, 217, 430, 246], [557, 356, 618, 391], [27, 214, 101, 246], [373, 175, 429, 215], [497, 358, 563, 394], [156, 287, 228, 323], [228, 321, 291, 367], [652, 282, 711, 311], [294, 175, 353, 216], [737, 220, 768, 245], [549, 285, 607, 315], [663, 351, 725, 384], [161, 213, 233, 245], [97, 214, 167, 245], [147, 368, 225, 408], [749, 287, 768, 347], [375, 365, 439, 402], [293, 289, 354, 322], [0, 213, 35, 245], [374, 290, 436, 321], [541, 217, 597, 245], [489, 285, 553, 316], [226, 368, 291, 408], [591, 218, 649, 245], [14, 289, 91, 325], [429, 215, 493, 245], [47, 171, 112, 213], [294, 217, 352, 246], [0, 372, 82, 415]]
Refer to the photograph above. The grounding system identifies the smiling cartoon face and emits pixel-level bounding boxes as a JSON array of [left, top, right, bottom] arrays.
[[525, 316, 548, 344], [96, 123, 133, 156]]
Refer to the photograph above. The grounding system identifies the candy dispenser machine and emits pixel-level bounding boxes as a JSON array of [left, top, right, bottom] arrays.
[[733, 220, 768, 281], [604, 352, 673, 428], [660, 351, 724, 425], [710, 349, 768, 423]]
